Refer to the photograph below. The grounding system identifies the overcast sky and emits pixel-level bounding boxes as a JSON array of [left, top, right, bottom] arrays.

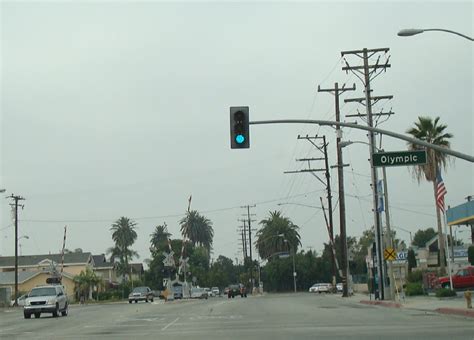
[[1, 1, 472, 265]]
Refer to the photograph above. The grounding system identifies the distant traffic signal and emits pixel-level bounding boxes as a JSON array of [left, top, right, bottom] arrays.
[[230, 106, 250, 149]]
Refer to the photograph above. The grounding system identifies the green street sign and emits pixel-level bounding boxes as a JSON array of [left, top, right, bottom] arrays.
[[372, 150, 427, 167]]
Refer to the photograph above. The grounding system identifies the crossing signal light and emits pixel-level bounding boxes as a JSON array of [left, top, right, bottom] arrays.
[[46, 277, 62, 284], [230, 106, 250, 149]]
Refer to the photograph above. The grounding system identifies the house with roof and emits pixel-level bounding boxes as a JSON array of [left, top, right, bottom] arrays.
[[0, 253, 94, 300], [0, 252, 145, 301], [0, 271, 76, 301], [92, 254, 118, 288], [0, 252, 94, 276]]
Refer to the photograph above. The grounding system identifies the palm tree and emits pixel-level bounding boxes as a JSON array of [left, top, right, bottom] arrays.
[[256, 211, 301, 260], [179, 210, 214, 252], [108, 217, 139, 277], [150, 223, 171, 252], [74, 267, 100, 301], [406, 116, 453, 274]]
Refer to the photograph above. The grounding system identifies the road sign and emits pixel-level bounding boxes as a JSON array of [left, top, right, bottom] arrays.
[[383, 247, 397, 261], [372, 150, 427, 167], [396, 251, 408, 261], [162, 251, 175, 267]]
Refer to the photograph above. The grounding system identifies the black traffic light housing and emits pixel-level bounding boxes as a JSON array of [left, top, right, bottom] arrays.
[[230, 106, 250, 149], [46, 276, 62, 284]]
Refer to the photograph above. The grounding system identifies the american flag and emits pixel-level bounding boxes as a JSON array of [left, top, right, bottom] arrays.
[[435, 169, 447, 213]]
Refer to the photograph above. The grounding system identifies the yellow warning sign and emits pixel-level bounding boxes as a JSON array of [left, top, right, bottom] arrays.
[[384, 247, 396, 261]]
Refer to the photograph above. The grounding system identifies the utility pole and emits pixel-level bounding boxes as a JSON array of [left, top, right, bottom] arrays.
[[318, 82, 356, 297], [8, 194, 25, 307], [240, 222, 248, 260], [240, 205, 256, 291], [341, 47, 393, 300], [285, 135, 337, 286]]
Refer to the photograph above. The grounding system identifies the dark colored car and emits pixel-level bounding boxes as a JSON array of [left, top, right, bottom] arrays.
[[128, 286, 154, 303], [227, 284, 240, 298]]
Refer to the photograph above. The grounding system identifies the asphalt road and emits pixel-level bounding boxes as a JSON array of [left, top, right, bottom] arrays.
[[1, 293, 472, 340]]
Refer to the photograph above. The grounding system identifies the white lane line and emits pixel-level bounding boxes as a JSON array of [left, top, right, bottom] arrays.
[[161, 317, 180, 331]]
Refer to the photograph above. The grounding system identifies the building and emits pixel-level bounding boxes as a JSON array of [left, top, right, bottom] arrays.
[[92, 254, 118, 289], [0, 252, 94, 300]]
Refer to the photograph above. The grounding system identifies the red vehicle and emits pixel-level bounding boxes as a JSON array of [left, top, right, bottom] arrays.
[[438, 266, 474, 289]]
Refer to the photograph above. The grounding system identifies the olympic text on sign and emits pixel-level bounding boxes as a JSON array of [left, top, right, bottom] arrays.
[[372, 150, 427, 167]]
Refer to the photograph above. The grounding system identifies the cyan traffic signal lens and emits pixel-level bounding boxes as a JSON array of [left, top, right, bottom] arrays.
[[235, 134, 245, 144]]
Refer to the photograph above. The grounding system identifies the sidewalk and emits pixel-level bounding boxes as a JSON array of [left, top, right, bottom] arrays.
[[353, 293, 474, 318]]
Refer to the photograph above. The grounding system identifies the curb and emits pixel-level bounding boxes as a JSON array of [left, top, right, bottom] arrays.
[[435, 308, 474, 318], [360, 300, 402, 308]]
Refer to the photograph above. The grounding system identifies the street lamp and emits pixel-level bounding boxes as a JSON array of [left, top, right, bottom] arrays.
[[398, 28, 474, 42], [340, 140, 388, 299]]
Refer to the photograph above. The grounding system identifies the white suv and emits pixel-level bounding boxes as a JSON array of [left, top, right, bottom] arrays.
[[24, 285, 68, 319]]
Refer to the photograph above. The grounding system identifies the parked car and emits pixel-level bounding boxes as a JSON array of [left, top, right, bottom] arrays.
[[128, 286, 154, 303], [211, 287, 220, 296], [336, 283, 343, 293], [438, 266, 474, 289], [309, 283, 333, 293], [203, 287, 213, 297], [227, 284, 240, 298], [23, 285, 68, 319], [190, 287, 208, 299], [11, 294, 28, 307]]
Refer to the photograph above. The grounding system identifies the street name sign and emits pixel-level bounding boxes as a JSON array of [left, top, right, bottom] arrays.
[[372, 150, 427, 167]]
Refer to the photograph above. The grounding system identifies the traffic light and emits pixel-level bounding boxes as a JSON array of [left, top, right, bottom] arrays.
[[230, 106, 250, 149]]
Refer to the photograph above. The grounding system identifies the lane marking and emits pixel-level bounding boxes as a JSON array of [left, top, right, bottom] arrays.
[[161, 317, 180, 331]]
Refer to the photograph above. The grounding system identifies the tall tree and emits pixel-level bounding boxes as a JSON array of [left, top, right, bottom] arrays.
[[179, 210, 214, 252], [407, 116, 453, 274], [150, 223, 171, 252], [256, 211, 301, 260], [107, 217, 139, 278]]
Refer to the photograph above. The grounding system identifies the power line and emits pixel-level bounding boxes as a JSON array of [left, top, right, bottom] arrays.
[[19, 189, 327, 224]]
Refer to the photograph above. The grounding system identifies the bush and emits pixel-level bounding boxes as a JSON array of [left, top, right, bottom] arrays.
[[435, 288, 457, 298], [406, 270, 423, 283], [405, 282, 424, 296]]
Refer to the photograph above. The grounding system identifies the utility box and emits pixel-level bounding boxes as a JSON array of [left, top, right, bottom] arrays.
[[0, 287, 12, 307]]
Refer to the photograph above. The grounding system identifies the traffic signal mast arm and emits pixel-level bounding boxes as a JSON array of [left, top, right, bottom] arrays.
[[247, 119, 474, 163]]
